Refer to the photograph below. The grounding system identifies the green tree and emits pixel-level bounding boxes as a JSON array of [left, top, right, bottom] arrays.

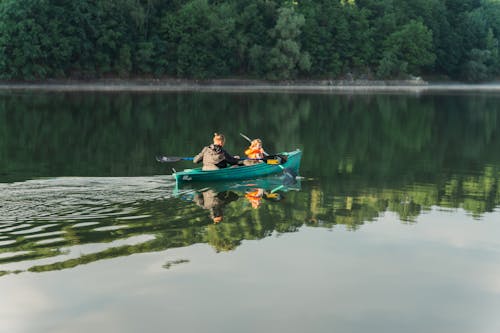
[[233, 0, 278, 75], [462, 48, 495, 81], [355, 0, 397, 68], [299, 0, 344, 76], [160, 0, 237, 78], [340, 2, 373, 74], [0, 0, 95, 79], [459, 7, 500, 80], [377, 20, 436, 78], [267, 6, 311, 79]]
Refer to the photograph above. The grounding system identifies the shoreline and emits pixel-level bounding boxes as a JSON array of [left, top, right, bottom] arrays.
[[1, 78, 500, 92]]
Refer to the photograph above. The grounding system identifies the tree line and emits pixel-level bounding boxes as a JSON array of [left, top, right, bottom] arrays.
[[0, 0, 499, 81]]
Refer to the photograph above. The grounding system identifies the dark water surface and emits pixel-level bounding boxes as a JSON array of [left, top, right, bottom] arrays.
[[1, 91, 500, 333]]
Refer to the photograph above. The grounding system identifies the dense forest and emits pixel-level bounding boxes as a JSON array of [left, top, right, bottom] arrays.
[[0, 0, 499, 81]]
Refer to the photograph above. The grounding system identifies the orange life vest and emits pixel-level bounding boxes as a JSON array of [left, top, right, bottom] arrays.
[[245, 189, 264, 209], [245, 147, 264, 159]]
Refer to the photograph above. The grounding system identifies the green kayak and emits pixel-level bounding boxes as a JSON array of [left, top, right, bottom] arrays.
[[173, 149, 302, 184]]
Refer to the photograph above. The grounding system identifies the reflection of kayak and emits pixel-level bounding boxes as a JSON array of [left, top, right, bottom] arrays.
[[174, 174, 301, 214], [174, 173, 301, 195], [173, 149, 302, 185]]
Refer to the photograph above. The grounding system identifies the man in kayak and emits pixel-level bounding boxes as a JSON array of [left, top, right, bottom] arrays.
[[193, 133, 242, 171]]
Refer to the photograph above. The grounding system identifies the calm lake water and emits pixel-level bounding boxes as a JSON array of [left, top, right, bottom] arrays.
[[1, 90, 500, 333]]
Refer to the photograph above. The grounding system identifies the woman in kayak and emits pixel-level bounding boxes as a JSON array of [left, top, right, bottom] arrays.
[[194, 133, 242, 170]]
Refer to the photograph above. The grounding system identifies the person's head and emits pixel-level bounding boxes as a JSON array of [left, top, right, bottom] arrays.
[[210, 206, 224, 223], [250, 138, 262, 149], [213, 133, 225, 146], [212, 216, 223, 224]]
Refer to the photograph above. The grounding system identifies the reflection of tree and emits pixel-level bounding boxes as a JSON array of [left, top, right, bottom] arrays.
[[1, 92, 500, 274], [2, 92, 500, 183], [1, 166, 499, 276]]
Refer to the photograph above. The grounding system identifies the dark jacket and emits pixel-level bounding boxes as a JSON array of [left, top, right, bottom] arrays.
[[193, 144, 241, 170]]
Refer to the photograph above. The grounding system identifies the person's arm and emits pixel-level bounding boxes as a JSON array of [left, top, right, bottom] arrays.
[[192, 193, 204, 206], [193, 147, 206, 164], [224, 150, 241, 165]]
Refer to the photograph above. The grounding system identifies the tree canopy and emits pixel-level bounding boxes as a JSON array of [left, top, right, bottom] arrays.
[[0, 0, 499, 81]]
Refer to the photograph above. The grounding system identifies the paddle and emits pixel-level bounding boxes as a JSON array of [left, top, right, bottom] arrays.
[[239, 132, 269, 156], [239, 132, 252, 143], [155, 154, 282, 164], [160, 133, 271, 163], [156, 156, 193, 163], [157, 133, 293, 175], [239, 133, 294, 180], [155, 155, 266, 163]]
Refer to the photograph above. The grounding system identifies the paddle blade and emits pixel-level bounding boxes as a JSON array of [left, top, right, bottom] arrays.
[[156, 156, 184, 163], [239, 133, 252, 143], [282, 168, 297, 185]]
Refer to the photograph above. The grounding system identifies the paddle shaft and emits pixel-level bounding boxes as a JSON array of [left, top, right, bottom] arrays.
[[156, 155, 279, 164], [240, 132, 269, 156], [239, 133, 252, 143], [156, 156, 193, 163]]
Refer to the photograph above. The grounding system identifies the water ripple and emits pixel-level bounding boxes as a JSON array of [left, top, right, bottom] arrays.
[[0, 176, 174, 223], [0, 176, 178, 273]]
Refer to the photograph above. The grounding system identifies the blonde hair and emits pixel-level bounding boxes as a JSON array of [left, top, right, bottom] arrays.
[[213, 132, 225, 145], [250, 138, 262, 148]]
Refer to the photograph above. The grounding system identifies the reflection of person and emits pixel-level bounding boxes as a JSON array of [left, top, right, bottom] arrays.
[[243, 138, 266, 166], [245, 188, 265, 209], [244, 188, 282, 209], [193, 133, 242, 171], [193, 189, 239, 223]]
